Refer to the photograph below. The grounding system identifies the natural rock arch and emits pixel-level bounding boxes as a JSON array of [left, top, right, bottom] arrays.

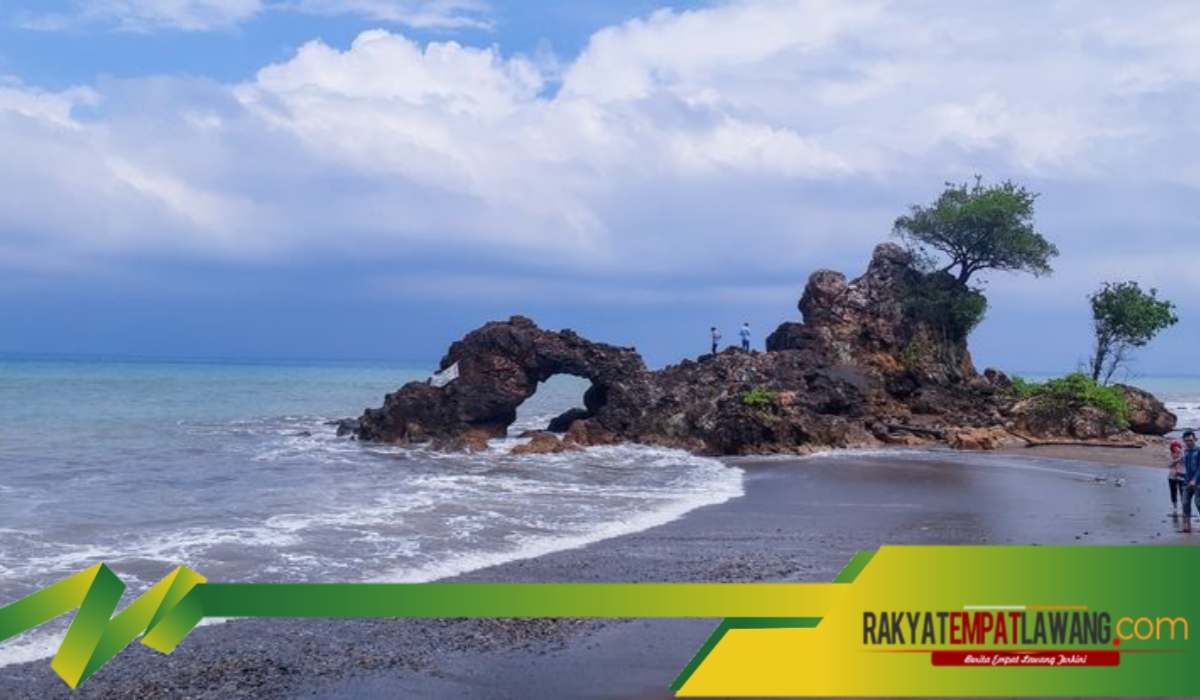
[[356, 316, 652, 444]]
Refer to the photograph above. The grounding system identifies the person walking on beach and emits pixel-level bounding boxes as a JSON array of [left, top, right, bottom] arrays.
[[739, 322, 751, 351], [1182, 430, 1200, 533], [710, 327, 722, 356], [1168, 439, 1186, 515]]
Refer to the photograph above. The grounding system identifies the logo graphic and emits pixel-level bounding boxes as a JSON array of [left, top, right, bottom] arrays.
[[0, 564, 205, 689], [863, 603, 1186, 668]]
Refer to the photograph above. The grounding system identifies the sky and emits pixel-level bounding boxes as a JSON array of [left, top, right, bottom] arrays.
[[1, 0, 1197, 375]]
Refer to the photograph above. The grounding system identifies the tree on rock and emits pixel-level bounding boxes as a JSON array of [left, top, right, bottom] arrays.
[[1088, 281, 1178, 384], [894, 177, 1059, 286], [892, 177, 1059, 339]]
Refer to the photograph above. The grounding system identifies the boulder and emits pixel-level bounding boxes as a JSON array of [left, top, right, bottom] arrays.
[[431, 429, 493, 453], [333, 418, 359, 437], [1011, 402, 1121, 440], [948, 426, 1016, 451], [511, 431, 581, 455], [1117, 385, 1177, 436], [563, 419, 622, 447], [983, 368, 1012, 390], [547, 407, 590, 433]]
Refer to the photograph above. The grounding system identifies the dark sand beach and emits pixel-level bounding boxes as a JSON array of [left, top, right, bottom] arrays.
[[0, 445, 1189, 699]]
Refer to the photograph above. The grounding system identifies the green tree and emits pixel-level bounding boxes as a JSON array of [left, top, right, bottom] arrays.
[[1088, 281, 1178, 384], [893, 176, 1059, 286]]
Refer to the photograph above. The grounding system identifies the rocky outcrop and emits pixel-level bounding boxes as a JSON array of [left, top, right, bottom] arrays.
[[948, 426, 1022, 451], [766, 244, 976, 386], [547, 408, 590, 433], [355, 245, 1176, 454], [630, 350, 878, 454], [1010, 402, 1121, 441], [357, 316, 652, 443], [511, 431, 582, 455], [1118, 385, 1177, 435]]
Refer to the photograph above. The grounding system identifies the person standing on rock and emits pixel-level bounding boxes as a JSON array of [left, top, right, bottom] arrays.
[[1182, 430, 1200, 533], [739, 322, 751, 351], [710, 327, 722, 356]]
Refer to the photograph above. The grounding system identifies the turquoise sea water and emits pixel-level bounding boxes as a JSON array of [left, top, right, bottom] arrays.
[[0, 355, 741, 666]]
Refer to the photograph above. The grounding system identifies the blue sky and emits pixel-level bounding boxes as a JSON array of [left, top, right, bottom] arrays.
[[1, 0, 1197, 375]]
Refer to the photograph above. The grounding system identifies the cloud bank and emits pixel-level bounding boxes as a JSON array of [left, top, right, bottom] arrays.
[[3, 0, 1200, 311]]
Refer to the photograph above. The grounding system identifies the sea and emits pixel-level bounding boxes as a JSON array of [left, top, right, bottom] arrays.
[[0, 355, 742, 668], [0, 357, 1198, 669]]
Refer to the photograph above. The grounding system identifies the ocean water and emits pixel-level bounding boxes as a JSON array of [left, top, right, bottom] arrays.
[[0, 356, 742, 667]]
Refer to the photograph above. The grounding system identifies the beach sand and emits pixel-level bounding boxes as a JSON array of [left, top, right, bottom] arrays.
[[0, 445, 1190, 699]]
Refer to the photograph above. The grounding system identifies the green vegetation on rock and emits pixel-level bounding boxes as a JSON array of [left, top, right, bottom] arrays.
[[1010, 373, 1130, 429], [902, 280, 990, 338], [741, 388, 776, 408], [893, 177, 1058, 340]]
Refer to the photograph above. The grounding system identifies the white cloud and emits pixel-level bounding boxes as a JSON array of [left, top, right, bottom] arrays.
[[284, 0, 492, 30], [5, 0, 1200, 290], [560, 0, 887, 103], [0, 81, 97, 126], [16, 0, 491, 32]]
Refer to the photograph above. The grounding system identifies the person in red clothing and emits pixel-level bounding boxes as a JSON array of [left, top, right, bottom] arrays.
[[1168, 439, 1186, 515]]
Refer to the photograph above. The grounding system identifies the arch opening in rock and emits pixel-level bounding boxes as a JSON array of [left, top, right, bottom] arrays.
[[511, 374, 596, 435]]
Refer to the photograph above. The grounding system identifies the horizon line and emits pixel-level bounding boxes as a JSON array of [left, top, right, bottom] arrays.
[[1, 350, 1198, 382]]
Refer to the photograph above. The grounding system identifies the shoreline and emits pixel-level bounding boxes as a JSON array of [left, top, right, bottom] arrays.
[[0, 444, 1190, 699]]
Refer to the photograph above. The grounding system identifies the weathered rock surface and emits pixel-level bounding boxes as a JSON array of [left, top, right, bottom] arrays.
[[766, 243, 975, 385], [547, 408, 590, 434], [510, 431, 582, 455], [1119, 385, 1177, 436], [357, 316, 652, 444], [356, 245, 1176, 454]]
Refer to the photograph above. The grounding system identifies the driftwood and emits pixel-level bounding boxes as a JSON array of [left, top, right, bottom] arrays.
[[1008, 431, 1143, 449]]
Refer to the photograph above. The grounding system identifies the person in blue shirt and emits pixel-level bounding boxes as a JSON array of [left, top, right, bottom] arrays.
[[1182, 430, 1200, 533], [710, 327, 722, 356], [739, 322, 751, 351]]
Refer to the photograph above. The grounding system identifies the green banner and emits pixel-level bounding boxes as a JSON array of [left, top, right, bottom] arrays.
[[0, 563, 843, 689], [4, 547, 1199, 695]]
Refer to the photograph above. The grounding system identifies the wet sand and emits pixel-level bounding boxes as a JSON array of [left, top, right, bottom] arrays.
[[0, 446, 1190, 699], [996, 442, 1167, 468]]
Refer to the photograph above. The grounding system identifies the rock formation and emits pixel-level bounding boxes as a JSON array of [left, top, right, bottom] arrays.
[[766, 243, 976, 385], [357, 316, 652, 444], [355, 244, 1177, 454]]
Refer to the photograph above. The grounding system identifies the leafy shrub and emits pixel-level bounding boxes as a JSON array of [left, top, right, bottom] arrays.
[[1013, 373, 1129, 429], [1009, 376, 1039, 398], [903, 277, 989, 339], [741, 388, 776, 409]]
